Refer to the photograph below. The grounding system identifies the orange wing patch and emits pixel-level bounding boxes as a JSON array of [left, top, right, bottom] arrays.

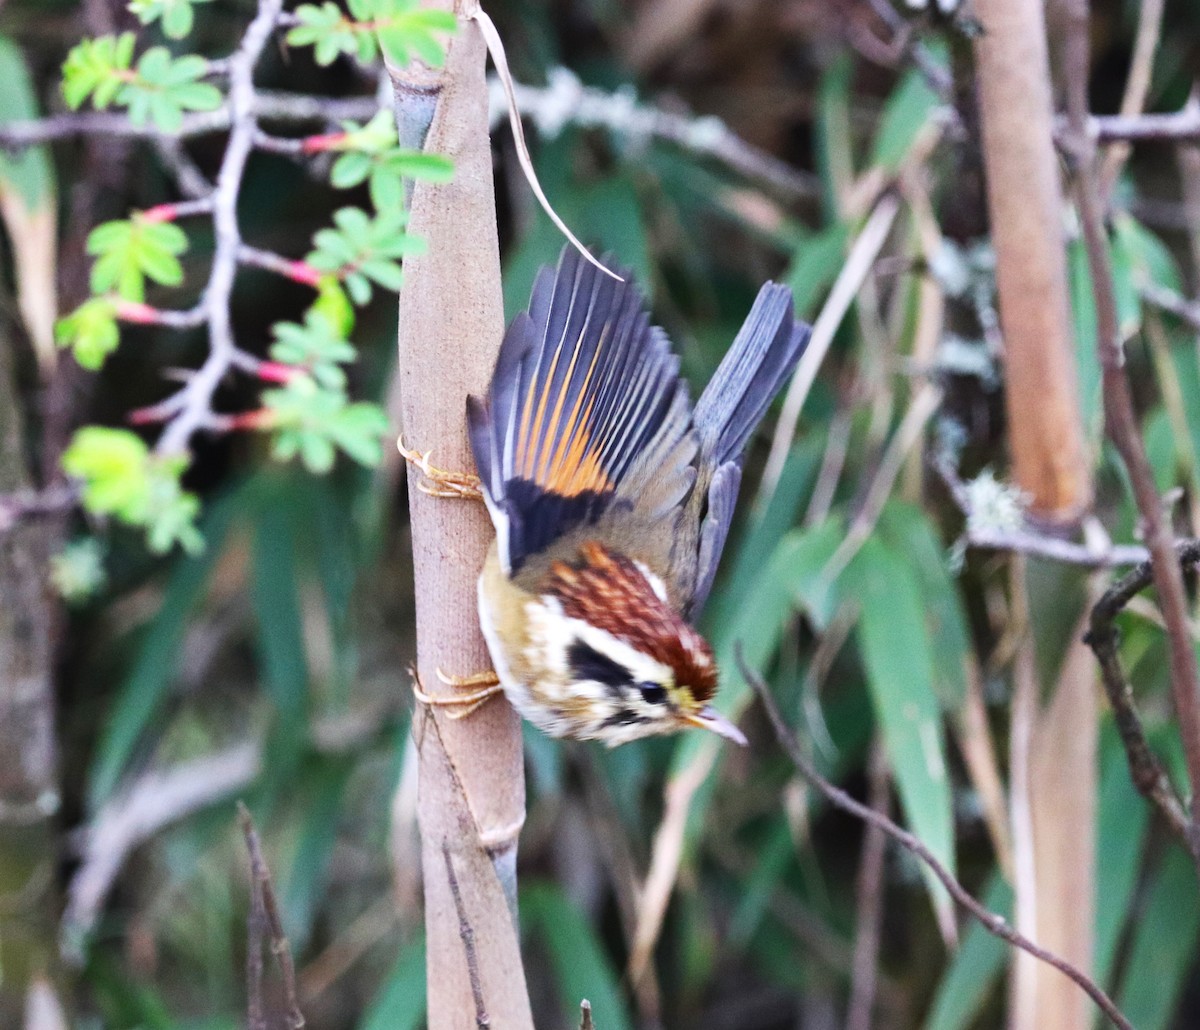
[[515, 325, 614, 498]]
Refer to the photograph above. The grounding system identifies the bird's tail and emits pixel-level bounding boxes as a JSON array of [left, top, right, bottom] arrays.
[[691, 283, 810, 467]]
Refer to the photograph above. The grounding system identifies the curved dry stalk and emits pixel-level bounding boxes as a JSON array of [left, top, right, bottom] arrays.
[[740, 652, 1133, 1030]]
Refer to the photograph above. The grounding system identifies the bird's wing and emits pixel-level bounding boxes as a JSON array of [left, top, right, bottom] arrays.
[[681, 283, 810, 615], [468, 247, 693, 577]]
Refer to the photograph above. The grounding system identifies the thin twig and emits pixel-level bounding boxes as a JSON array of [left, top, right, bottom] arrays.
[[0, 484, 79, 535], [0, 93, 381, 149], [1083, 540, 1200, 863], [489, 68, 818, 202], [739, 650, 1133, 1030], [61, 743, 260, 961], [1090, 107, 1200, 144], [1062, 0, 1200, 850], [1098, 0, 1165, 198], [1141, 281, 1200, 332], [579, 1000, 595, 1030], [934, 457, 1151, 567], [760, 193, 902, 499], [238, 803, 306, 1030], [846, 743, 889, 1030], [442, 845, 490, 1030]]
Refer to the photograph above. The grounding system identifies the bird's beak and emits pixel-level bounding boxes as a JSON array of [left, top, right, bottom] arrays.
[[685, 706, 748, 747]]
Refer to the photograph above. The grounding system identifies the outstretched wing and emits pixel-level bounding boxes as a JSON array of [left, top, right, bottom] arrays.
[[683, 282, 810, 617], [468, 248, 690, 576]]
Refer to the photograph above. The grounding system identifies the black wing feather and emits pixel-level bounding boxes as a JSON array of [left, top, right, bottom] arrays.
[[468, 248, 684, 575]]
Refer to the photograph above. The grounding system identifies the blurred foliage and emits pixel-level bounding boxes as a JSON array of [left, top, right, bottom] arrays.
[[2, 0, 1200, 1028]]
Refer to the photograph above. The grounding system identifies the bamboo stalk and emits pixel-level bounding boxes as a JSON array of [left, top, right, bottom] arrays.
[[388, 6, 533, 1027], [972, 1, 1097, 1027]]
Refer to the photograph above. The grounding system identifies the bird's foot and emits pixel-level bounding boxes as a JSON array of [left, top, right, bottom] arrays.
[[411, 667, 503, 721], [397, 435, 484, 501]]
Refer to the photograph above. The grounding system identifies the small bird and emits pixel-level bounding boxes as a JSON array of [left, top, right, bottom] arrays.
[[412, 247, 809, 747]]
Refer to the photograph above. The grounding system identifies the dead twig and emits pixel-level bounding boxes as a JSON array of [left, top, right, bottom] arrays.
[[238, 803, 305, 1030], [1083, 540, 1200, 862], [740, 649, 1134, 1030], [845, 743, 889, 1030], [1062, 0, 1200, 853]]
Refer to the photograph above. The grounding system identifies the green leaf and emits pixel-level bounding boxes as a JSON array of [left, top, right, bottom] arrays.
[[56, 297, 120, 370], [877, 501, 969, 709], [86, 216, 188, 302], [61, 426, 203, 554], [87, 495, 234, 807], [924, 874, 1011, 1030], [251, 501, 309, 718], [263, 376, 389, 473], [62, 426, 152, 516], [845, 533, 955, 920], [281, 759, 352, 952], [0, 37, 56, 209], [269, 311, 357, 390], [306, 207, 421, 303], [784, 221, 850, 318], [1068, 236, 1111, 443], [521, 882, 633, 1030], [50, 538, 107, 603], [1116, 845, 1200, 1029], [869, 53, 944, 172], [61, 33, 136, 111], [1094, 718, 1151, 986], [358, 936, 426, 1030], [129, 0, 211, 39]]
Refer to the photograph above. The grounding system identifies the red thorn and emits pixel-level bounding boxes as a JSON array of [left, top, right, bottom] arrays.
[[257, 361, 299, 384], [115, 300, 161, 324], [141, 203, 179, 223], [128, 405, 167, 425], [226, 409, 274, 431], [285, 261, 322, 287], [301, 132, 348, 154]]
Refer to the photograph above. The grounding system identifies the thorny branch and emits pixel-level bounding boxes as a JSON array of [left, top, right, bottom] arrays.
[[1062, 0, 1200, 851], [1084, 541, 1200, 865], [740, 652, 1134, 1030], [155, 0, 284, 455], [239, 803, 305, 1030]]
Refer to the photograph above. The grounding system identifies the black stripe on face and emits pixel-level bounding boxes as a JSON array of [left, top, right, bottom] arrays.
[[567, 639, 631, 695], [601, 710, 649, 729]]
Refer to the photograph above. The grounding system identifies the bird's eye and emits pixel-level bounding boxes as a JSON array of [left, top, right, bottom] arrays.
[[639, 682, 668, 705]]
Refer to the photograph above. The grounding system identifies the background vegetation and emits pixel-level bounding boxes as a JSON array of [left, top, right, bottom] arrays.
[[1, 0, 1199, 1027]]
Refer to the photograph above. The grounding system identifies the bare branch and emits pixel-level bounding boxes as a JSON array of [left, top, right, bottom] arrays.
[[239, 803, 305, 1030], [489, 68, 818, 202], [1062, 0, 1200, 848], [1084, 541, 1200, 862], [0, 485, 78, 536], [740, 651, 1133, 1030], [1090, 107, 1200, 144], [846, 744, 889, 1030], [156, 0, 285, 455], [933, 458, 1150, 567]]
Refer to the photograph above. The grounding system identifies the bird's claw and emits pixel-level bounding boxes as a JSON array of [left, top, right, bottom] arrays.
[[397, 435, 484, 501], [411, 666, 503, 721]]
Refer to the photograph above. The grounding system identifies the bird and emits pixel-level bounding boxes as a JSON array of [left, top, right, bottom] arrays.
[[405, 246, 810, 747]]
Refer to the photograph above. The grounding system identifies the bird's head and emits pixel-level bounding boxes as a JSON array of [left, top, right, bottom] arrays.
[[528, 541, 746, 747]]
